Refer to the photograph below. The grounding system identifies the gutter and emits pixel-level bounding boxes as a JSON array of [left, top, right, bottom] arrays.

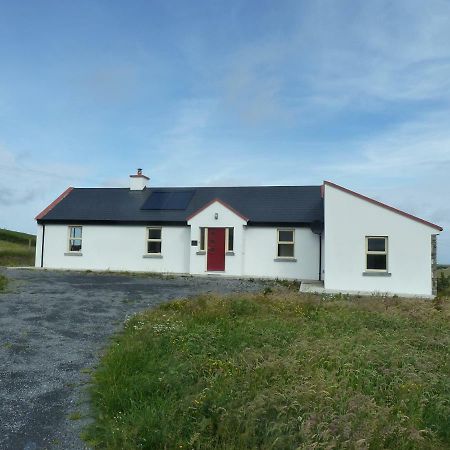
[[319, 233, 322, 281], [40, 225, 45, 268]]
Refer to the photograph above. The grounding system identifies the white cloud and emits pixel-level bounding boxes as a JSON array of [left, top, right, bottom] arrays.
[[220, 40, 292, 126], [294, 0, 450, 106], [317, 111, 450, 262], [322, 111, 450, 176], [0, 144, 92, 233]]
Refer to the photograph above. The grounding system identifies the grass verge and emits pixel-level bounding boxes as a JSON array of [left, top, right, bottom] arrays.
[[83, 292, 450, 449], [0, 239, 35, 266]]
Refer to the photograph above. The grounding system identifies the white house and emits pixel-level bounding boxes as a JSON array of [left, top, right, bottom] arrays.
[[35, 169, 443, 298]]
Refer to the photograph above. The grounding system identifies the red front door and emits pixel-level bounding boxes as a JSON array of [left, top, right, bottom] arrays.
[[207, 228, 225, 271]]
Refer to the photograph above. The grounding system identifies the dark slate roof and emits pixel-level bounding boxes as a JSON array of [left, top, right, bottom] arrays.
[[38, 186, 324, 225]]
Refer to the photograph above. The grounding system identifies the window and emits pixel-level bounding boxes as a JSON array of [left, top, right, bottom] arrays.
[[226, 228, 234, 252], [366, 236, 388, 271], [68, 226, 82, 252], [199, 227, 207, 251], [147, 227, 162, 254], [277, 229, 294, 258]]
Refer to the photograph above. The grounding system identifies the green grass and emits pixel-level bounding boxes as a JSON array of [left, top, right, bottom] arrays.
[[0, 228, 36, 266], [83, 292, 450, 450], [68, 411, 83, 421]]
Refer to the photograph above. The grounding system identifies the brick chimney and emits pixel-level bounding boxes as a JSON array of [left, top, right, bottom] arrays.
[[129, 168, 149, 190]]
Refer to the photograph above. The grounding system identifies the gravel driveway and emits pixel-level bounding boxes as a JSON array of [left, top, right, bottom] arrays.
[[0, 268, 266, 450]]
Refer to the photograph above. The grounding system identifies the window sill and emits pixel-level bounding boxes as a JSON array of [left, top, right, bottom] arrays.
[[274, 257, 297, 262], [362, 271, 391, 277], [226, 251, 235, 256], [64, 252, 82, 256], [143, 254, 163, 259], [196, 251, 206, 255]]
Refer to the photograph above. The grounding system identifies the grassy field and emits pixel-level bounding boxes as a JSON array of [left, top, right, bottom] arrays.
[[83, 291, 450, 450], [0, 228, 36, 266]]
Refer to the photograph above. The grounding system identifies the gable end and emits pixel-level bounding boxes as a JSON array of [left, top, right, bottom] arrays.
[[324, 181, 443, 232], [186, 198, 249, 222]]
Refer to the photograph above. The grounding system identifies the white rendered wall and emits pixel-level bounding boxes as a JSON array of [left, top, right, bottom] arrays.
[[243, 227, 320, 280], [324, 184, 436, 297], [39, 224, 190, 273], [188, 201, 247, 276]]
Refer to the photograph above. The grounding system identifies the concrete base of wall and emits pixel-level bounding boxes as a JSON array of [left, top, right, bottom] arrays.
[[299, 281, 325, 293], [299, 280, 434, 299], [8, 266, 311, 284]]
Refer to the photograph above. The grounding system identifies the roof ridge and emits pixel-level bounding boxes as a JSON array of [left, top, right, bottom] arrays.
[[72, 185, 322, 190]]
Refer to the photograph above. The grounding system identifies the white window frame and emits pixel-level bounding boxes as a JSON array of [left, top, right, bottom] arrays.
[[146, 227, 162, 255], [67, 226, 83, 253], [365, 236, 388, 272], [225, 227, 234, 252], [277, 228, 295, 258]]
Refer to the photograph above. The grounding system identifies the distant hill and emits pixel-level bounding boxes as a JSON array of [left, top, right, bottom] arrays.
[[0, 228, 36, 266], [0, 228, 36, 245]]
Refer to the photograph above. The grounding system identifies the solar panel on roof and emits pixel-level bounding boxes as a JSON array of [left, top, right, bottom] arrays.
[[167, 191, 195, 209], [143, 192, 171, 209], [141, 190, 195, 210]]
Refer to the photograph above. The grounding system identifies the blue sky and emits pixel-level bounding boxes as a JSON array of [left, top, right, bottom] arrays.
[[0, 0, 449, 261]]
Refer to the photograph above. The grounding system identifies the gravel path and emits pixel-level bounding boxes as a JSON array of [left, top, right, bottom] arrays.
[[0, 268, 267, 450]]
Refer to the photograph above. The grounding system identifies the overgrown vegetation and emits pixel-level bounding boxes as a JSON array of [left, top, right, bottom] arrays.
[[437, 271, 450, 297], [0, 274, 7, 291], [84, 270, 177, 280], [84, 291, 450, 449], [271, 277, 301, 291], [0, 228, 36, 266]]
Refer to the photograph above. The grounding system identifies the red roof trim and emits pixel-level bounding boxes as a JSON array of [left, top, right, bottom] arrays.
[[324, 181, 443, 231], [186, 198, 249, 222], [35, 187, 74, 220], [129, 174, 150, 180]]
